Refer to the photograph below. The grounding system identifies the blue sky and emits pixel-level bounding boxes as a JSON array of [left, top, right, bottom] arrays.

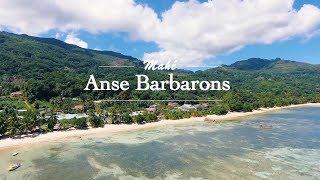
[[2, 0, 320, 68], [217, 0, 320, 65], [57, 0, 320, 66]]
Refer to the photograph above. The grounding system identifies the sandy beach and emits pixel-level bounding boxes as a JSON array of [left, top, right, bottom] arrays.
[[0, 103, 319, 150]]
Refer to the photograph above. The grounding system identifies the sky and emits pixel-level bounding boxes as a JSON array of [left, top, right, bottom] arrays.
[[0, 0, 320, 69]]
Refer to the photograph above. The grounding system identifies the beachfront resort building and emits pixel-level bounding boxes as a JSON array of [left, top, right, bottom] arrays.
[[56, 113, 89, 121], [178, 104, 197, 112]]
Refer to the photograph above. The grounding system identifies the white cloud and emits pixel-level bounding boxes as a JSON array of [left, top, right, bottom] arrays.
[[0, 0, 159, 37], [144, 0, 320, 66], [55, 33, 62, 40], [0, 0, 320, 66], [65, 33, 88, 48]]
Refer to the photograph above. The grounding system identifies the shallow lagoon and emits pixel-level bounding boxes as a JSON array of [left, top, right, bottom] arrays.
[[1, 107, 319, 179]]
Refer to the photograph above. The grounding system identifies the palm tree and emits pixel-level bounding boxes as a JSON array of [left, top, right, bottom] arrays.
[[47, 113, 57, 131], [0, 115, 7, 135], [37, 110, 45, 132], [122, 113, 133, 124], [20, 113, 32, 133], [7, 112, 20, 136], [21, 110, 38, 133], [89, 112, 103, 128]]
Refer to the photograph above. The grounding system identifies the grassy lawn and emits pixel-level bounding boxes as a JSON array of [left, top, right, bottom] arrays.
[[38, 101, 54, 109], [0, 97, 26, 110]]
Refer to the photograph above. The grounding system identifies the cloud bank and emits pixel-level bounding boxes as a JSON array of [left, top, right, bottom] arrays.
[[0, 0, 320, 66], [65, 32, 88, 48]]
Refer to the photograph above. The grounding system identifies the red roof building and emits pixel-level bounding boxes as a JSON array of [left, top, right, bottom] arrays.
[[168, 102, 179, 108], [10, 91, 23, 97], [145, 108, 156, 112], [201, 103, 209, 107], [72, 105, 84, 111]]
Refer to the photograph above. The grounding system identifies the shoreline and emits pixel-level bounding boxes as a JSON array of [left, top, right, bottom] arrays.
[[0, 103, 319, 151], [205, 103, 320, 121]]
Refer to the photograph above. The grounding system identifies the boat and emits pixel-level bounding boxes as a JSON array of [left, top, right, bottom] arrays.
[[8, 163, 21, 171], [12, 152, 19, 156], [260, 124, 273, 129]]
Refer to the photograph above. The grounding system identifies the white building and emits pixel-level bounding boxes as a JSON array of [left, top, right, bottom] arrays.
[[56, 113, 89, 121], [178, 104, 197, 112]]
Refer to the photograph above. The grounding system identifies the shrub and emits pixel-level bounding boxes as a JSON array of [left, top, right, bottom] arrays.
[[144, 113, 158, 123], [214, 106, 229, 115], [134, 114, 146, 124], [122, 113, 133, 124], [47, 115, 57, 131], [72, 118, 88, 129], [59, 119, 73, 130], [89, 114, 104, 128]]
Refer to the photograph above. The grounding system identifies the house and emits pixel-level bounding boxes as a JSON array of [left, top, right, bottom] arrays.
[[178, 104, 197, 112], [201, 103, 209, 107], [93, 100, 103, 105], [168, 102, 179, 108], [130, 111, 144, 117], [72, 105, 84, 111], [145, 107, 156, 113], [10, 91, 23, 97], [17, 109, 28, 113]]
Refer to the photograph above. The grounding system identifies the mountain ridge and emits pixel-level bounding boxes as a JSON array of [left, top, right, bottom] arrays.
[[0, 31, 319, 108], [1, 31, 141, 63], [228, 58, 319, 72], [2, 31, 319, 74]]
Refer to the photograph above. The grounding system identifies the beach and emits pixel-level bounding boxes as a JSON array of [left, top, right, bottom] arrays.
[[1, 103, 319, 150]]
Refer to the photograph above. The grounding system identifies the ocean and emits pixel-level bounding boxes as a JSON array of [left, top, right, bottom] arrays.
[[1, 107, 319, 179]]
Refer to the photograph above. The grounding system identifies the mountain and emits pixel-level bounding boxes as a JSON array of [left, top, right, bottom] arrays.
[[229, 58, 320, 72], [229, 58, 273, 70], [0, 31, 143, 78], [0, 32, 319, 112]]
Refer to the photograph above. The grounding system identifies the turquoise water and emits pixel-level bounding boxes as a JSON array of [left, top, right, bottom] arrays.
[[1, 107, 320, 179]]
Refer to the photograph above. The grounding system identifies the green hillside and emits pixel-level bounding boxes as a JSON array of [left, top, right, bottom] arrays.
[[229, 58, 320, 72], [0, 31, 142, 77], [0, 31, 320, 113]]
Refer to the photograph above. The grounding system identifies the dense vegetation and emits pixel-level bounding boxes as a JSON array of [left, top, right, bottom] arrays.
[[0, 31, 320, 136], [0, 108, 55, 135]]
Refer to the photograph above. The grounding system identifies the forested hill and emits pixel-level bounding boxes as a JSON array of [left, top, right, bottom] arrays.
[[0, 31, 320, 112], [229, 58, 320, 72], [0, 31, 142, 78]]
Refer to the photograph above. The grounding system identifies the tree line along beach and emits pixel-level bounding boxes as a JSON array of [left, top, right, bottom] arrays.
[[1, 103, 319, 151]]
